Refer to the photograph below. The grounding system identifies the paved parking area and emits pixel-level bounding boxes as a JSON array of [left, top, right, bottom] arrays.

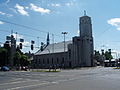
[[0, 67, 120, 90]]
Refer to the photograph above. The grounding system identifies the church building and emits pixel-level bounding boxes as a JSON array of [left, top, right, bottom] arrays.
[[33, 13, 94, 68]]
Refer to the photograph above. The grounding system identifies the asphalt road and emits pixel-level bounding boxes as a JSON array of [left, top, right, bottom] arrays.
[[0, 67, 120, 90]]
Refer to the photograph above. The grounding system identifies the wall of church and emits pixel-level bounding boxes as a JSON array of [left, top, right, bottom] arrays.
[[67, 36, 82, 68], [33, 52, 69, 69], [80, 37, 93, 66]]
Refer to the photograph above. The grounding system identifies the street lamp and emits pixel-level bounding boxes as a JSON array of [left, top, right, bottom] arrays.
[[62, 32, 68, 52], [61, 32, 68, 69]]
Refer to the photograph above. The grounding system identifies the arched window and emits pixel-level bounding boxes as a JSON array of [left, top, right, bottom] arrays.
[[47, 58, 49, 64], [57, 58, 59, 64], [39, 59, 40, 64], [52, 58, 53, 64], [62, 57, 64, 64], [43, 59, 44, 64], [69, 49, 71, 59]]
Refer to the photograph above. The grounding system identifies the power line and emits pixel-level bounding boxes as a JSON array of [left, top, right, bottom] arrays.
[[0, 19, 71, 39], [0, 29, 55, 49], [0, 29, 46, 40], [0, 41, 40, 49], [23, 45, 39, 49], [0, 29, 11, 33], [0, 41, 39, 49], [0, 42, 4, 44], [0, 29, 48, 49], [96, 26, 112, 39], [0, 19, 47, 33], [14, 32, 46, 40]]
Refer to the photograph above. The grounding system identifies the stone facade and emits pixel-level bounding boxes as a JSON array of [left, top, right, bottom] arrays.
[[80, 16, 94, 66], [33, 14, 94, 68]]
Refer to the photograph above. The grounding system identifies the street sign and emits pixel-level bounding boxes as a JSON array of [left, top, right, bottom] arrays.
[[31, 40, 35, 44], [20, 39, 24, 42], [6, 36, 11, 40]]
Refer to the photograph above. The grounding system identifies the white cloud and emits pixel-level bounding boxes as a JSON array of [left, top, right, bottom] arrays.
[[0, 11, 6, 15], [25, 7, 29, 9], [77, 30, 79, 35], [0, 21, 4, 24], [12, 33, 30, 48], [51, 3, 61, 7], [7, 14, 13, 17], [108, 18, 120, 30], [0, 11, 13, 17], [16, 41, 30, 49], [65, 3, 71, 6], [12, 33, 23, 40], [22, 41, 31, 49], [65, 1, 74, 6], [23, 41, 30, 46], [15, 4, 29, 16], [49, 1, 74, 7], [9, 8, 18, 14], [111, 49, 120, 58], [30, 3, 50, 14]]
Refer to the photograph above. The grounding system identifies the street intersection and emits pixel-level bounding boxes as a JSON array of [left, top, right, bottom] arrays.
[[0, 67, 120, 90]]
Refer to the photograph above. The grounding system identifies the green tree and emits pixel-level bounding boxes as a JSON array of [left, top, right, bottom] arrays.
[[16, 46, 23, 54], [105, 51, 113, 60], [94, 50, 101, 61], [3, 41, 11, 65], [0, 48, 8, 66], [20, 55, 30, 66], [13, 51, 21, 66]]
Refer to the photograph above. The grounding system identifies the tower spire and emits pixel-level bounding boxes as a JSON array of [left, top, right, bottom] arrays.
[[47, 32, 50, 45], [84, 10, 86, 16]]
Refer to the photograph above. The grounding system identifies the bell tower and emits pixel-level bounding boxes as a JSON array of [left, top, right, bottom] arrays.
[[79, 11, 94, 66], [80, 11, 92, 38]]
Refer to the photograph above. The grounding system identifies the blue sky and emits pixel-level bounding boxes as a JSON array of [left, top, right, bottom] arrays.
[[0, 0, 120, 57]]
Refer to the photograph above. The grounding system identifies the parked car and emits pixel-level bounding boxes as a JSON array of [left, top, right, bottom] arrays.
[[21, 66, 28, 71], [1, 66, 9, 71]]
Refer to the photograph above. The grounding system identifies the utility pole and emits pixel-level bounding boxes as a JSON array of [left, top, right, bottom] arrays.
[[16, 32, 17, 46], [11, 30, 13, 35], [52, 34, 54, 53], [10, 30, 16, 67], [62, 32, 68, 52], [61, 32, 68, 69]]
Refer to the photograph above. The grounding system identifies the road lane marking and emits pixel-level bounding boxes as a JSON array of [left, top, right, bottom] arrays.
[[0, 78, 23, 83], [0, 79, 39, 86], [58, 79, 68, 82], [8, 81, 51, 90], [51, 81, 59, 84], [4, 78, 79, 90]]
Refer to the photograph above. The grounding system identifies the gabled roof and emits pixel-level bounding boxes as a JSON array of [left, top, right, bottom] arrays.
[[35, 41, 72, 55]]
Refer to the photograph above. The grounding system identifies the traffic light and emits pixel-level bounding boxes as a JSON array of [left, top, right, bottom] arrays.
[[4, 41, 10, 49], [101, 49, 104, 55], [31, 44, 34, 50], [19, 43, 22, 49], [108, 49, 111, 55]]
